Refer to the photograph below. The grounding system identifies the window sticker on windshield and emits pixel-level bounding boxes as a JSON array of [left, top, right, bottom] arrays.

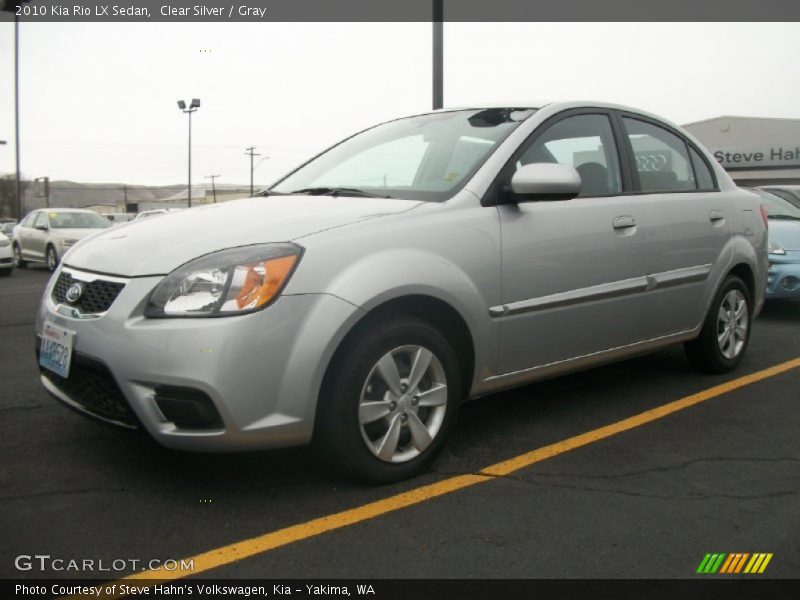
[[49, 213, 57, 218], [444, 172, 460, 182]]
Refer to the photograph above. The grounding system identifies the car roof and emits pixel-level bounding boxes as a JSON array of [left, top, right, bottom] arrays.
[[32, 208, 98, 214]]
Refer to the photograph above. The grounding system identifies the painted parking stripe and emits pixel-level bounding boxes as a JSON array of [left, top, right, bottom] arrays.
[[98, 356, 800, 593]]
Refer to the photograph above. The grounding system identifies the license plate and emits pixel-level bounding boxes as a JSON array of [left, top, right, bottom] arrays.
[[39, 321, 75, 378]]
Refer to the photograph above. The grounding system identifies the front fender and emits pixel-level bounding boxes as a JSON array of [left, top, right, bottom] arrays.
[[291, 248, 500, 392]]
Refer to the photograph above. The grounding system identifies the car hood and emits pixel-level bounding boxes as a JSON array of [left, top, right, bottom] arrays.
[[64, 195, 422, 277], [769, 219, 800, 251]]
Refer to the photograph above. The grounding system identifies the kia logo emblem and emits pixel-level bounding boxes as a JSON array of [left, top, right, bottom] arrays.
[[65, 283, 83, 303]]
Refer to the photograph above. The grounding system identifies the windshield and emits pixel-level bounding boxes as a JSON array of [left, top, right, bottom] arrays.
[[753, 189, 800, 220], [49, 211, 111, 229], [270, 108, 536, 202], [1, 223, 14, 234], [763, 187, 800, 208]]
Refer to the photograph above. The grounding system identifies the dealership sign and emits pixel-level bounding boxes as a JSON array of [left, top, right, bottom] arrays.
[[711, 145, 800, 169]]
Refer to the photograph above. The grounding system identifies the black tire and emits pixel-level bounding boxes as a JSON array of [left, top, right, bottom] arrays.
[[685, 275, 752, 374], [0, 267, 11, 277], [314, 315, 462, 484], [46, 245, 59, 272], [13, 244, 27, 268]]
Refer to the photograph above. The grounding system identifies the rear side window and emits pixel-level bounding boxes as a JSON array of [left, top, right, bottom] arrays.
[[517, 114, 622, 197], [689, 146, 716, 191], [623, 117, 696, 193]]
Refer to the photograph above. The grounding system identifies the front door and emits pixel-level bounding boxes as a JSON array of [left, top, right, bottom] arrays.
[[495, 112, 649, 375]]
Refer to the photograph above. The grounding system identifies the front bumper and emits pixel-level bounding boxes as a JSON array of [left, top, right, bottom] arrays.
[[766, 252, 800, 299], [0, 243, 12, 267], [36, 266, 363, 451]]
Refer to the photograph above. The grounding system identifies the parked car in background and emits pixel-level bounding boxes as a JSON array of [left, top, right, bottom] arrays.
[[750, 188, 800, 299], [133, 208, 183, 221], [36, 102, 767, 482], [102, 212, 136, 225], [13, 209, 111, 271], [1, 221, 16, 240], [0, 231, 13, 276], [760, 186, 800, 209]]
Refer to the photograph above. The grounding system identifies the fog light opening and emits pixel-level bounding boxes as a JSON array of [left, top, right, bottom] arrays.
[[780, 276, 800, 291]]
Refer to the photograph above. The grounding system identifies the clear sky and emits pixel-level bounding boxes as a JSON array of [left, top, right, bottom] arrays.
[[0, 22, 798, 187]]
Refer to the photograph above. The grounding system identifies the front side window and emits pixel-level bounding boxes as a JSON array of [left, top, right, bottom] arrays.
[[32, 213, 48, 229], [516, 114, 622, 197], [624, 117, 696, 193], [271, 108, 536, 202]]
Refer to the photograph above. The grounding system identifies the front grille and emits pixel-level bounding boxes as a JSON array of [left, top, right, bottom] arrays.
[[40, 349, 139, 428], [52, 270, 125, 314]]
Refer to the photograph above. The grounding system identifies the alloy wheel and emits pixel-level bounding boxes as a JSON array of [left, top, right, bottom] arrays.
[[716, 289, 748, 360], [358, 345, 448, 463]]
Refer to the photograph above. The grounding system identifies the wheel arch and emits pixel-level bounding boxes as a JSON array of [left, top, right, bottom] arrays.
[[320, 293, 477, 405]]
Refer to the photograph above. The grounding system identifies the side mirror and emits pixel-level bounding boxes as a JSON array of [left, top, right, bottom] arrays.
[[509, 163, 581, 202]]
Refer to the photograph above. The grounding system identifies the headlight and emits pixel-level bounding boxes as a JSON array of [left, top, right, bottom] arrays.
[[768, 240, 786, 256], [60, 238, 78, 247], [145, 243, 303, 318]]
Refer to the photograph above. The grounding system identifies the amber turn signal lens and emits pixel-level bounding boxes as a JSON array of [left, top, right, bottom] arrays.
[[235, 254, 298, 310]]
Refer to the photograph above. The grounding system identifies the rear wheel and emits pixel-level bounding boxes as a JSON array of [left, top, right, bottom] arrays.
[[685, 275, 752, 373], [46, 245, 59, 272], [0, 267, 11, 277], [13, 244, 27, 268], [315, 315, 461, 483]]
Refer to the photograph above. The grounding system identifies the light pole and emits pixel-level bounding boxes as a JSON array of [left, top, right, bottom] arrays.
[[177, 98, 200, 207], [205, 174, 219, 203]]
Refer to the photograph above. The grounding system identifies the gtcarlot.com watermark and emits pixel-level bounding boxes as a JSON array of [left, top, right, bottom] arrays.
[[14, 554, 195, 573]]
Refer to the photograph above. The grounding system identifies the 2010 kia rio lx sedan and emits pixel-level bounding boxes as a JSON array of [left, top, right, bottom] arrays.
[[36, 102, 767, 482]]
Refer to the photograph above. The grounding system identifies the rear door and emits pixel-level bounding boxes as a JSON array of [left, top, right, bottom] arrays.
[[619, 114, 730, 337], [493, 110, 649, 375]]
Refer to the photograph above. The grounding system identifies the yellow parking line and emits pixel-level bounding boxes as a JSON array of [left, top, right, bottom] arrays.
[[103, 356, 800, 592]]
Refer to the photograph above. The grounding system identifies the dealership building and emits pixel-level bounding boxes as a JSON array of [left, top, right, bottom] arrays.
[[684, 116, 800, 187]]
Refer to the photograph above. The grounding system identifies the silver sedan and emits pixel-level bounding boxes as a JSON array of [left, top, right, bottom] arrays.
[[36, 102, 767, 482]]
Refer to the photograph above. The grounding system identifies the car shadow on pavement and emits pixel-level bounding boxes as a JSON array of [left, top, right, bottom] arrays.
[[758, 299, 800, 323]]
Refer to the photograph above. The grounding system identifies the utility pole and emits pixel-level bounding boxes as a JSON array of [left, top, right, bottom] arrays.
[[432, 0, 443, 110], [205, 174, 219, 203], [245, 147, 260, 196]]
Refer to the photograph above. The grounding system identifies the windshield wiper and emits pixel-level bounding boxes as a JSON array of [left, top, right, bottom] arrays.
[[287, 187, 394, 199]]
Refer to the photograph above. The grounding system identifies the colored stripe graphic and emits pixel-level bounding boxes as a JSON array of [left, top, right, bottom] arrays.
[[700, 552, 773, 574]]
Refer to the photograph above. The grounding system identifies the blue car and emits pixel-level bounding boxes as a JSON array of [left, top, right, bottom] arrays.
[[751, 188, 800, 299]]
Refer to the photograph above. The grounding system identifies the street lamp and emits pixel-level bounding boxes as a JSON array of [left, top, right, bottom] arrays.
[[177, 98, 200, 207]]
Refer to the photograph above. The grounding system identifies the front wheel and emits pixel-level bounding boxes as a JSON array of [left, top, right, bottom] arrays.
[[13, 244, 27, 268], [685, 275, 752, 373], [46, 245, 59, 272], [315, 315, 462, 483]]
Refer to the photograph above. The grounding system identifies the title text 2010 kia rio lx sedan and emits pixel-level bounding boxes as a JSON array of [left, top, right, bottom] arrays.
[[36, 102, 767, 482]]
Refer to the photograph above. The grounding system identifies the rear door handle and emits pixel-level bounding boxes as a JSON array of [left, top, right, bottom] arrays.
[[613, 215, 636, 229], [710, 210, 725, 222]]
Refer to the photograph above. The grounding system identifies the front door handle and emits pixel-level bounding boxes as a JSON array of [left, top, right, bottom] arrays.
[[709, 210, 725, 223], [613, 215, 636, 230]]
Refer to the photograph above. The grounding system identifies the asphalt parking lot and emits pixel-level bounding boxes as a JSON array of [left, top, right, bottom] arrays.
[[1, 266, 798, 580]]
